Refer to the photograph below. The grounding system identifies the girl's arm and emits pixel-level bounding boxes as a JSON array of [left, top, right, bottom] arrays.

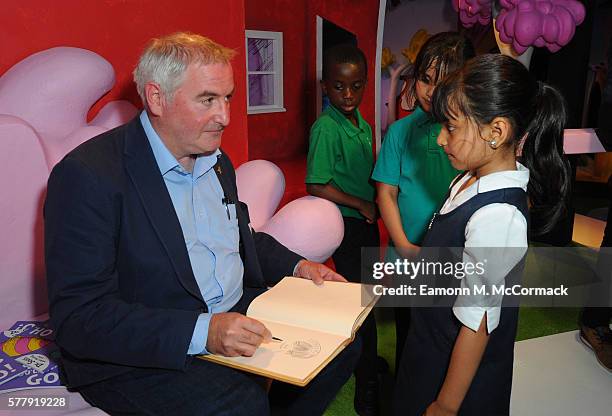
[[307, 183, 377, 223], [425, 315, 490, 416], [386, 63, 409, 129], [376, 182, 419, 256]]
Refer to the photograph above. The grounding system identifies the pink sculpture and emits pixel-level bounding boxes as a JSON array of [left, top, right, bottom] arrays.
[[497, 0, 586, 53], [236, 160, 345, 262], [0, 47, 137, 328], [453, 0, 585, 54], [260, 196, 344, 263], [0, 47, 115, 143], [0, 115, 48, 331], [235, 160, 286, 230], [90, 100, 138, 130]]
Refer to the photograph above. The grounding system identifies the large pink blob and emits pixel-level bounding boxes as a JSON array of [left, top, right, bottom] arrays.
[[0, 47, 114, 142], [0, 47, 121, 329], [0, 116, 48, 331], [259, 196, 344, 263], [453, 0, 585, 54], [235, 160, 285, 230], [497, 0, 585, 53]]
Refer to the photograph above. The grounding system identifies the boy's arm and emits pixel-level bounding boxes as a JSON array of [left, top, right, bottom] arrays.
[[376, 182, 419, 256], [307, 183, 377, 223], [425, 315, 490, 416]]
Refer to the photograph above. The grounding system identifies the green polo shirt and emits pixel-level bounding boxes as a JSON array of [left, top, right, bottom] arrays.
[[306, 105, 375, 219], [372, 107, 461, 244]]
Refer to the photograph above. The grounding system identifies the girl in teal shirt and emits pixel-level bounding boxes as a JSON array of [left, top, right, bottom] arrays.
[[372, 32, 474, 373]]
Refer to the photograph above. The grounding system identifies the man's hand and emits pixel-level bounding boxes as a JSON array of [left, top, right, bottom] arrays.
[[358, 200, 378, 224], [423, 401, 457, 416], [206, 312, 271, 357], [293, 259, 347, 285]]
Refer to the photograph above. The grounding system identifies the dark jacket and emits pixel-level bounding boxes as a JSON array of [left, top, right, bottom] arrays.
[[44, 117, 302, 387]]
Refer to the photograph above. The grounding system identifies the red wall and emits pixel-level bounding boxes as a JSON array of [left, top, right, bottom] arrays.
[[245, 0, 381, 162], [245, 0, 308, 161], [0, 0, 249, 164]]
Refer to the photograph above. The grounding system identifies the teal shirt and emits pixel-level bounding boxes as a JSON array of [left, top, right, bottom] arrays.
[[372, 107, 461, 244], [306, 105, 375, 219]]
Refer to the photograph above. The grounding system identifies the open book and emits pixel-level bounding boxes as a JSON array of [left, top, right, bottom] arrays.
[[199, 277, 378, 386]]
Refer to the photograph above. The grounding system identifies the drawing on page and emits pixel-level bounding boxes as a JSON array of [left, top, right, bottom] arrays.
[[278, 339, 321, 359]]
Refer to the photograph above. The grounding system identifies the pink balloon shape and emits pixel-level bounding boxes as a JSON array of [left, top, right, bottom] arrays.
[[0, 47, 114, 142], [236, 160, 285, 230], [259, 196, 344, 263], [0, 115, 49, 331], [90, 100, 139, 130]]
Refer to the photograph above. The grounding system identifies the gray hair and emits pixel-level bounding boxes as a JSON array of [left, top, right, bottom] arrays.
[[133, 32, 236, 106]]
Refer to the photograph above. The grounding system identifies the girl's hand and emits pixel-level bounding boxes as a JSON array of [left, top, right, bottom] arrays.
[[396, 244, 420, 260], [389, 62, 410, 81], [423, 401, 457, 416]]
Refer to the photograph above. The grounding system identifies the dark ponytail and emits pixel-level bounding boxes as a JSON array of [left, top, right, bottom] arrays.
[[431, 54, 571, 235], [521, 82, 571, 235]]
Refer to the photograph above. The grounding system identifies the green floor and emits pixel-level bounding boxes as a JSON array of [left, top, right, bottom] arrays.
[[324, 307, 581, 416]]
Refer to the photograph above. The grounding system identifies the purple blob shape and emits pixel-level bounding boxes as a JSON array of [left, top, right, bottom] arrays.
[[495, 0, 585, 53], [453, 0, 492, 28]]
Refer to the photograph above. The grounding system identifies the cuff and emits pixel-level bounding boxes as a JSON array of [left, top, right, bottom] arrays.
[[188, 313, 212, 355], [452, 305, 501, 334], [292, 259, 305, 277]]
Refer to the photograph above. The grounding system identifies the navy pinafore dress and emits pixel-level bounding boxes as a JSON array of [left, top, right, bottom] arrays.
[[393, 187, 529, 416]]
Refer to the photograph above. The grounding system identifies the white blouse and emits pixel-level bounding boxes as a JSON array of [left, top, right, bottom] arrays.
[[439, 162, 529, 333]]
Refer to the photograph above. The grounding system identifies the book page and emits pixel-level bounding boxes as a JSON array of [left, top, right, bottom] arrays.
[[202, 320, 347, 386], [247, 278, 376, 338]]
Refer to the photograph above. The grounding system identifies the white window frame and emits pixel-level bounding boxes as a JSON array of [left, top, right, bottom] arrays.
[[245, 30, 285, 114]]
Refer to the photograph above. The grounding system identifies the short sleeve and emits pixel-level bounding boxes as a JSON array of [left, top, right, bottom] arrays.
[[305, 122, 337, 185], [372, 121, 404, 186], [453, 203, 528, 333]]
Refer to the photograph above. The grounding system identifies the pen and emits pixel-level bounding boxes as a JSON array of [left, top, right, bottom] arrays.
[[271, 336, 283, 342], [222, 197, 231, 220]]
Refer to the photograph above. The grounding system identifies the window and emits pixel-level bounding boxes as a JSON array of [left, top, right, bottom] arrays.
[[245, 30, 285, 114]]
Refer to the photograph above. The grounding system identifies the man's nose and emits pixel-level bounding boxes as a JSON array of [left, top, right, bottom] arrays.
[[215, 100, 230, 126]]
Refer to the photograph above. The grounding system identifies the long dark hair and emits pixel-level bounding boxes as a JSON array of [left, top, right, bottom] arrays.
[[432, 53, 571, 235], [405, 31, 475, 111]]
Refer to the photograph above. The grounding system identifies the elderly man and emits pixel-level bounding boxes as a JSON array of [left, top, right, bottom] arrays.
[[45, 32, 360, 415]]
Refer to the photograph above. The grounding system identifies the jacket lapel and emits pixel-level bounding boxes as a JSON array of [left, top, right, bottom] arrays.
[[123, 118, 204, 303]]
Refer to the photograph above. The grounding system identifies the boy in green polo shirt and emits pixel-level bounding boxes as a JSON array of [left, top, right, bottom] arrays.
[[306, 44, 380, 416]]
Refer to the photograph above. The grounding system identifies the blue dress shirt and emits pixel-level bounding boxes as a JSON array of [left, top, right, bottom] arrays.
[[140, 111, 243, 355]]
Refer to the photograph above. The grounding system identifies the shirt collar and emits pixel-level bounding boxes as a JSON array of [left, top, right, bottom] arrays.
[[326, 104, 367, 138], [140, 111, 220, 178], [443, 162, 530, 213], [412, 106, 435, 128], [475, 162, 530, 193]]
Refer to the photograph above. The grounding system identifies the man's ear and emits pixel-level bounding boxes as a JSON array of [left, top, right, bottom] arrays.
[[488, 117, 511, 148], [145, 82, 164, 116]]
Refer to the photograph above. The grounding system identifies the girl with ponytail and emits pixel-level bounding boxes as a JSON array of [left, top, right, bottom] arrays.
[[393, 53, 570, 416]]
